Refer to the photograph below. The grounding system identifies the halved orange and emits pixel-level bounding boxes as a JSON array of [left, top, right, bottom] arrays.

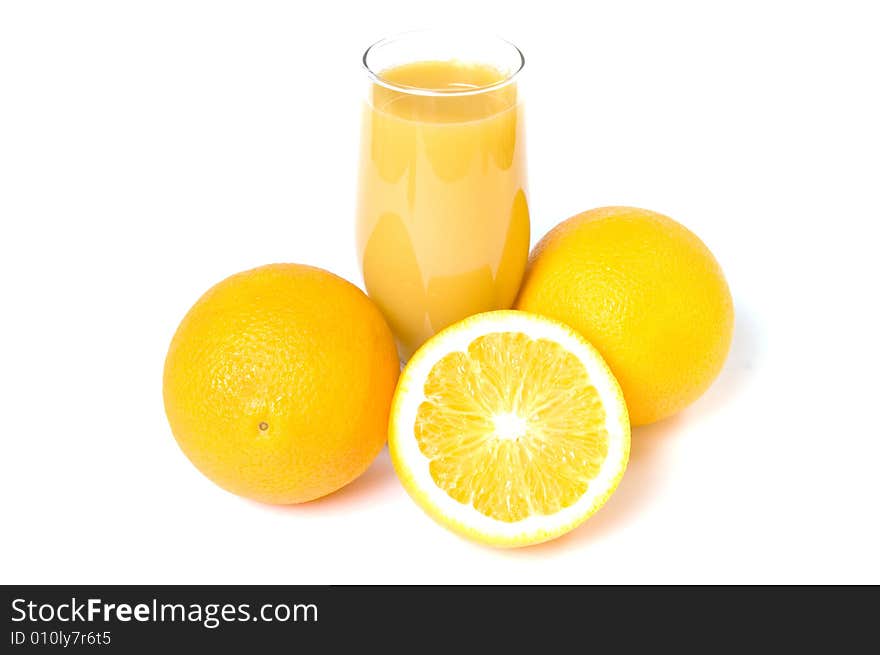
[[389, 310, 630, 547]]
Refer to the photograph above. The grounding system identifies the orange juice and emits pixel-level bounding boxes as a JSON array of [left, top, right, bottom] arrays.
[[356, 60, 529, 360]]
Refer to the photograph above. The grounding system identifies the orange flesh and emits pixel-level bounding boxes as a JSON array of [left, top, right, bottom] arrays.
[[414, 332, 609, 522]]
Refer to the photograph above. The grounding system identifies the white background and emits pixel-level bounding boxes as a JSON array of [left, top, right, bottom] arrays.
[[2, 1, 878, 584]]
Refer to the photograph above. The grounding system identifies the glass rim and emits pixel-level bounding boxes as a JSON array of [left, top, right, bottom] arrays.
[[361, 29, 525, 97]]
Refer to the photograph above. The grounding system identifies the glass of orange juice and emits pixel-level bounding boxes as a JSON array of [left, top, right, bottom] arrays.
[[356, 30, 530, 360]]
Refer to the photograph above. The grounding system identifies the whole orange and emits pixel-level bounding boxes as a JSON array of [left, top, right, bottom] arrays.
[[163, 263, 400, 503], [515, 207, 733, 426]]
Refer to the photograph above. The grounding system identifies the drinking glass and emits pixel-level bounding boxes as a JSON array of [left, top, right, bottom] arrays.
[[356, 30, 529, 360]]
